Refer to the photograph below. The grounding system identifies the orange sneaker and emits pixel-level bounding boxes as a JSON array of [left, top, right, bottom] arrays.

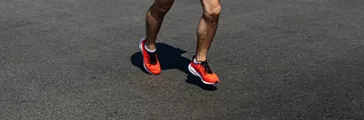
[[188, 56, 220, 84], [139, 38, 161, 75]]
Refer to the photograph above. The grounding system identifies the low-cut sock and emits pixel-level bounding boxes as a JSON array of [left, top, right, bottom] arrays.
[[144, 44, 156, 53]]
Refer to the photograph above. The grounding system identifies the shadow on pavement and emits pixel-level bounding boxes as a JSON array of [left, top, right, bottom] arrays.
[[130, 43, 217, 91]]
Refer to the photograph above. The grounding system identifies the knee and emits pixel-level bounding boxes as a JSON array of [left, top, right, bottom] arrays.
[[158, 5, 173, 14], [154, 0, 174, 14], [203, 4, 221, 21]]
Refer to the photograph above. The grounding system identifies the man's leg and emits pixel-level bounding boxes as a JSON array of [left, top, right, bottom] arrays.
[[195, 0, 221, 61], [188, 0, 221, 84], [145, 0, 174, 50], [140, 0, 174, 75]]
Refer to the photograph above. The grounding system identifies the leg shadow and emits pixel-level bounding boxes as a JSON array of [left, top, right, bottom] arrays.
[[130, 43, 217, 91]]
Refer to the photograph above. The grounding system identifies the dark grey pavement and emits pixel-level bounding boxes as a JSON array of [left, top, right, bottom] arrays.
[[1, 0, 364, 119]]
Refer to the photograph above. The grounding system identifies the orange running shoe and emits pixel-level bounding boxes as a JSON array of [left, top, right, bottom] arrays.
[[188, 56, 220, 84], [139, 38, 161, 75]]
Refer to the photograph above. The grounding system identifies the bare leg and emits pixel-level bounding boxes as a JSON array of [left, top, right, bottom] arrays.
[[145, 0, 174, 50], [195, 0, 221, 62]]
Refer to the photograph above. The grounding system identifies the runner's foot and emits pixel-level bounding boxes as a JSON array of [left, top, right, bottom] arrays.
[[139, 38, 161, 75], [188, 56, 219, 84]]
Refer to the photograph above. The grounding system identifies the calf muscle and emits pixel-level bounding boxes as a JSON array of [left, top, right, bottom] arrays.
[[145, 0, 174, 50]]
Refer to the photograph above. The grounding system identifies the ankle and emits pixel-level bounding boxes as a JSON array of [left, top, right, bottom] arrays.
[[195, 54, 207, 62], [145, 40, 156, 51]]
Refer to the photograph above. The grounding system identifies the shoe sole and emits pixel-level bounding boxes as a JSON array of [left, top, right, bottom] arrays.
[[188, 63, 217, 85], [139, 38, 158, 75]]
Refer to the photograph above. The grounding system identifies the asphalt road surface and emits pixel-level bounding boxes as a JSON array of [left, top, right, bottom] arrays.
[[1, 0, 364, 119]]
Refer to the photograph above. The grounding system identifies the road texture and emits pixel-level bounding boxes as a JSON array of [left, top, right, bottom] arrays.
[[1, 0, 364, 119]]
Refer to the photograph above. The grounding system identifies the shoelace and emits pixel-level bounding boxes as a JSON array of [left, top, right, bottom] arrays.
[[200, 61, 213, 74], [147, 51, 157, 65]]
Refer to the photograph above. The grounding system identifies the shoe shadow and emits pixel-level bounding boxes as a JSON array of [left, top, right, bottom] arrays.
[[130, 43, 217, 91]]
